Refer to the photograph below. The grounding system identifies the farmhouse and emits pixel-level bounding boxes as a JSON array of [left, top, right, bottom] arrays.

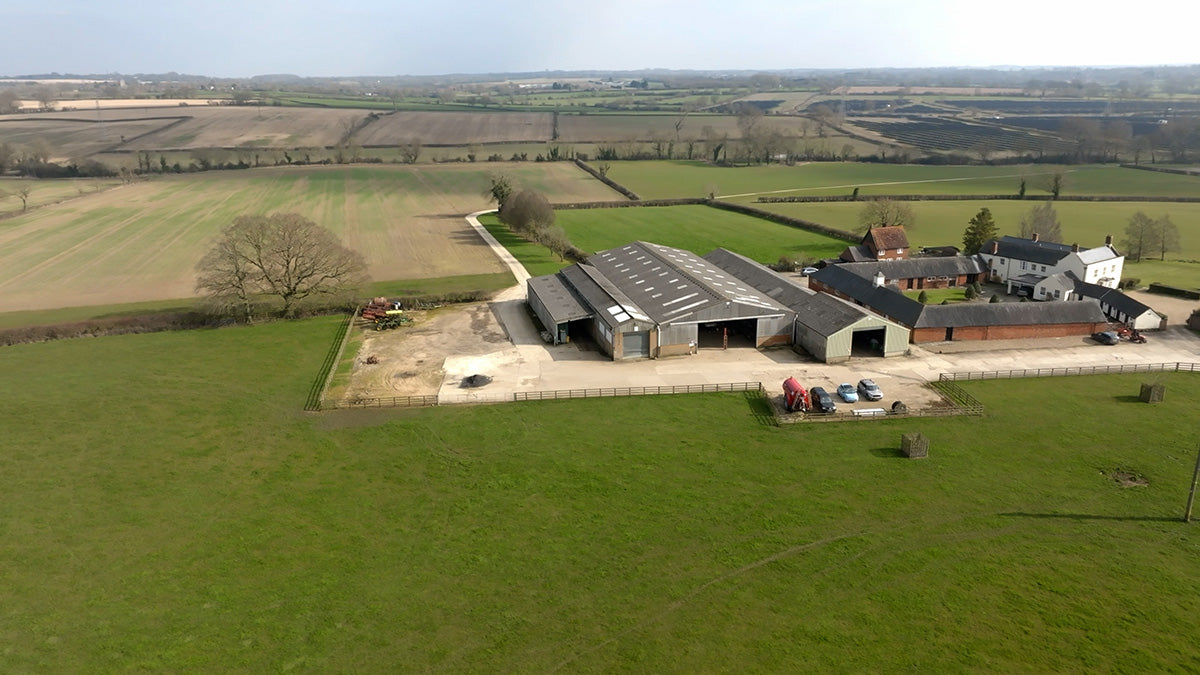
[[840, 226, 912, 262], [808, 264, 1110, 343], [979, 234, 1124, 293], [526, 242, 909, 362]]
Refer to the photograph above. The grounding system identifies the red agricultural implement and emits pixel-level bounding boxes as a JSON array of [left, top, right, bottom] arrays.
[[783, 377, 810, 413]]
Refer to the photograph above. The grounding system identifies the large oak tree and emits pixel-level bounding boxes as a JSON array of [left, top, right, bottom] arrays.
[[196, 213, 368, 320]]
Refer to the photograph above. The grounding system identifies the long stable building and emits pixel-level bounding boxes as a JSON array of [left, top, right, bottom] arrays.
[[527, 241, 909, 362]]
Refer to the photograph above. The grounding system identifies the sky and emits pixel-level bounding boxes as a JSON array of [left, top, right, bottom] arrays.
[[2, 0, 1196, 78]]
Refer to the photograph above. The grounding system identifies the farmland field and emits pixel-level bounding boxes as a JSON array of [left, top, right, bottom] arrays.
[[2, 319, 1199, 670], [607, 161, 1200, 200], [354, 111, 552, 146], [551, 204, 848, 263], [0, 163, 615, 312]]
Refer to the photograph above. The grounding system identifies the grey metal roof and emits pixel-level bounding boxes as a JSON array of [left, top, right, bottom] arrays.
[[587, 242, 789, 324], [808, 264, 925, 326], [835, 256, 985, 281], [526, 273, 593, 324], [559, 263, 649, 329], [982, 236, 1074, 266], [915, 298, 1108, 328], [812, 263, 1109, 329], [704, 248, 889, 336]]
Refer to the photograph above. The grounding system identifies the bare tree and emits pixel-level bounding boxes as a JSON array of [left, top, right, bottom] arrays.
[[857, 198, 915, 233], [17, 185, 31, 211], [1121, 211, 1157, 263], [195, 213, 369, 319], [0, 90, 18, 114], [1019, 202, 1063, 243], [398, 139, 421, 164], [1153, 214, 1181, 261]]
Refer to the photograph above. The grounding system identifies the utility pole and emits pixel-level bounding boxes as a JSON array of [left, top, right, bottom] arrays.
[[1185, 443, 1200, 523]]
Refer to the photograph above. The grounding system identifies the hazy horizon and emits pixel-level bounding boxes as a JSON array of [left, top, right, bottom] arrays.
[[3, 0, 1197, 79]]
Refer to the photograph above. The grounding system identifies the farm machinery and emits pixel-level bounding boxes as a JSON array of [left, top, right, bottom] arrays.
[[360, 298, 413, 331], [1115, 326, 1148, 344], [782, 377, 810, 413]]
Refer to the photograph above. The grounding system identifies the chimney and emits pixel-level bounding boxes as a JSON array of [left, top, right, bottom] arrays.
[[991, 241, 999, 255], [1071, 242, 1080, 253], [1031, 232, 1040, 242], [1105, 234, 1113, 246], [873, 271, 886, 288]]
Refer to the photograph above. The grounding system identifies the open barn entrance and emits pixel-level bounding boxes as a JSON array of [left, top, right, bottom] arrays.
[[851, 327, 887, 357], [697, 319, 758, 349]]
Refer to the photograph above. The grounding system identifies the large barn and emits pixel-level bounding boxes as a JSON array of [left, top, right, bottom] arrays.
[[526, 242, 910, 362], [527, 242, 794, 360]]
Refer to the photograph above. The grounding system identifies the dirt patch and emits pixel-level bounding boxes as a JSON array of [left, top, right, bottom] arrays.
[[1105, 469, 1149, 487], [344, 301, 510, 400]]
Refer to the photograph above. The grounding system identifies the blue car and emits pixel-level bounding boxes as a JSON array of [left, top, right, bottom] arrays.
[[836, 383, 859, 403]]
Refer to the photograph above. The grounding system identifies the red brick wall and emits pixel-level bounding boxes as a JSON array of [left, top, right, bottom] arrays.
[[911, 322, 1108, 343]]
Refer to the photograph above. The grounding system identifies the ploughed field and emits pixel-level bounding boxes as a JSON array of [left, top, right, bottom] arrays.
[[0, 163, 615, 312]]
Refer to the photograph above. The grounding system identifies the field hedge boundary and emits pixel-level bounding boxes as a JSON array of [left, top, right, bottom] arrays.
[[756, 194, 1200, 204], [1120, 164, 1200, 177], [573, 159, 640, 200], [0, 311, 219, 347]]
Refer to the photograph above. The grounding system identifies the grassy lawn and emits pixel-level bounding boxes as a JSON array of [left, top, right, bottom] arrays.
[[477, 213, 573, 277], [2, 319, 1200, 670], [606, 161, 1200, 200], [903, 287, 969, 304]]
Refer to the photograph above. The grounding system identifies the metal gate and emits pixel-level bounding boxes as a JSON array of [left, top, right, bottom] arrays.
[[621, 331, 650, 358]]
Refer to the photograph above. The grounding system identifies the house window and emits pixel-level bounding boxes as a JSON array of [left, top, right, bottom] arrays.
[[1021, 261, 1027, 270], [1041, 265, 1047, 272], [1000, 258, 1006, 264], [1054, 289, 1061, 298]]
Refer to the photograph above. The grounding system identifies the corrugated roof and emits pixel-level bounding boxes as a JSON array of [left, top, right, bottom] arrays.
[[526, 274, 593, 324], [808, 264, 925, 326], [914, 298, 1107, 327], [836, 256, 985, 281], [588, 242, 789, 324], [559, 264, 647, 329], [705, 248, 902, 337], [982, 236, 1074, 266]]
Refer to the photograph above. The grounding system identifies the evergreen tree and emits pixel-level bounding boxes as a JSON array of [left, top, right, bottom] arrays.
[[962, 207, 998, 254]]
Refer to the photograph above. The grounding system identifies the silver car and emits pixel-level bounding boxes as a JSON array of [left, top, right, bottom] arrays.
[[857, 378, 883, 401]]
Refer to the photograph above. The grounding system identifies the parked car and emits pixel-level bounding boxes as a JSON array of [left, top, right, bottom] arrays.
[[836, 383, 859, 403], [800, 267, 819, 276], [810, 386, 836, 413], [857, 378, 883, 401], [1092, 331, 1120, 345]]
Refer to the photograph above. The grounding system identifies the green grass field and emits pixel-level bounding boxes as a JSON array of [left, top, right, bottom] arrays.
[[607, 161, 1200, 200], [2, 319, 1199, 671], [757, 200, 1200, 287], [553, 204, 848, 263]]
